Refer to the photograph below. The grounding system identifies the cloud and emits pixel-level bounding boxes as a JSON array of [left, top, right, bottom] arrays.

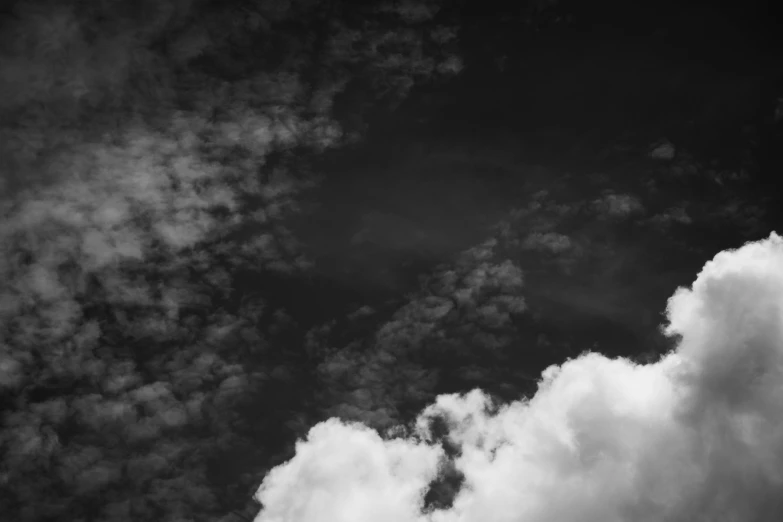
[[592, 193, 645, 219], [0, 105, 322, 521], [254, 232, 783, 522], [522, 231, 572, 253], [256, 418, 444, 522]]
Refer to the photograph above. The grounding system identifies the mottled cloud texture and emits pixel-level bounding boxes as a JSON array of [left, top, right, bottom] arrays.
[[254, 233, 783, 522]]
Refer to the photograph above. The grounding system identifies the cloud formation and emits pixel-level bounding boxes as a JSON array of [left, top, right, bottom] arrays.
[[254, 232, 783, 522]]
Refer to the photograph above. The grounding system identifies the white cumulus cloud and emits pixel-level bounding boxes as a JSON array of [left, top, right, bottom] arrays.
[[254, 232, 783, 522]]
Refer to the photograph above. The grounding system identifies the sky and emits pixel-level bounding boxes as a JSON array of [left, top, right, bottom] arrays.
[[253, 232, 783, 522], [1, 2, 781, 522]]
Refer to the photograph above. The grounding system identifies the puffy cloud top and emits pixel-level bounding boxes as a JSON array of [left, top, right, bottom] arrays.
[[254, 233, 783, 522]]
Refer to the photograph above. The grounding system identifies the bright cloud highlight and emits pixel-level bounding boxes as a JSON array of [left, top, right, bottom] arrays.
[[253, 232, 783, 522]]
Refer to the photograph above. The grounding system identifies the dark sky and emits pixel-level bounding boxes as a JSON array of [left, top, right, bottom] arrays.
[[3, 2, 783, 522]]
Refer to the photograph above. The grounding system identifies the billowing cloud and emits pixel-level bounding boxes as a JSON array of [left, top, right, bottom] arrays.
[[254, 232, 783, 522], [256, 418, 444, 522]]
